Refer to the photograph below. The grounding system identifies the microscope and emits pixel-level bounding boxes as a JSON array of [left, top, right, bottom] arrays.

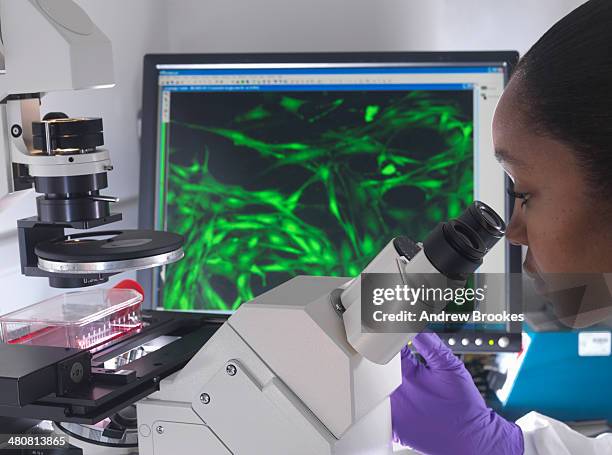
[[0, 0, 183, 289], [0, 1, 188, 453], [0, 2, 508, 454], [136, 201, 506, 455]]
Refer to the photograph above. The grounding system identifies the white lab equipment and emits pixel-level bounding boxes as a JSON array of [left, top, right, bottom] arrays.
[[137, 205, 504, 455], [0, 0, 114, 200]]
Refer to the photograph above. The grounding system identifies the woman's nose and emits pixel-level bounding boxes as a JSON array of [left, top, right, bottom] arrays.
[[505, 205, 528, 246]]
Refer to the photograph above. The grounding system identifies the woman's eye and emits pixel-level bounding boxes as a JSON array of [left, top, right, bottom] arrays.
[[506, 186, 531, 208]]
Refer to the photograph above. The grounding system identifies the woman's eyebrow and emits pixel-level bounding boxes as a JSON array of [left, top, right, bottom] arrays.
[[494, 148, 526, 167]]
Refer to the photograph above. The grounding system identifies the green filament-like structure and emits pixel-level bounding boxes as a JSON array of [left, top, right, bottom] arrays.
[[163, 90, 473, 311]]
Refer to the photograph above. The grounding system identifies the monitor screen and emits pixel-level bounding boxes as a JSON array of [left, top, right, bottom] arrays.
[[140, 53, 521, 352]]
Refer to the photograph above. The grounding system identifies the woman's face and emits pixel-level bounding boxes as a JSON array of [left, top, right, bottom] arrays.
[[492, 77, 612, 327]]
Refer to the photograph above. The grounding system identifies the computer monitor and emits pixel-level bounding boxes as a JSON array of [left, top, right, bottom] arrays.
[[139, 52, 521, 352]]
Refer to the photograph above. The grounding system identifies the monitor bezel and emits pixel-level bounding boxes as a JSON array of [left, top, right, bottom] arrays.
[[138, 51, 521, 352]]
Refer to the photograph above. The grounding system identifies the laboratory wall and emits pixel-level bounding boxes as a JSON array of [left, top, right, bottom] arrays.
[[0, 0, 587, 314], [164, 0, 586, 55]]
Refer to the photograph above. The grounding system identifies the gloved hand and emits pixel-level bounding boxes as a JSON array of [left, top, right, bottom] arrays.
[[390, 332, 524, 455]]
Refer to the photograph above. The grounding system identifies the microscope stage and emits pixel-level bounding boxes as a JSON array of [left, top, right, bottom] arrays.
[[35, 230, 184, 274]]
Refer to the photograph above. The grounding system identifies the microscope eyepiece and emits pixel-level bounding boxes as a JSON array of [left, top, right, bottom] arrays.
[[422, 201, 506, 278], [445, 220, 486, 261], [457, 200, 506, 250], [423, 219, 485, 278]]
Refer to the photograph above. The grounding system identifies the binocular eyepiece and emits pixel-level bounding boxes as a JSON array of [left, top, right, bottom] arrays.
[[422, 200, 506, 278], [457, 201, 506, 249]]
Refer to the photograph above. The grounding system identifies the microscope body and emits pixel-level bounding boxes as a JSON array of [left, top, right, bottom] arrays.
[[138, 201, 507, 454], [138, 275, 401, 455]]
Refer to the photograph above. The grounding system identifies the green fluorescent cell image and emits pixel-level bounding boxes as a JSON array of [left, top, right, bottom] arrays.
[[162, 90, 473, 311]]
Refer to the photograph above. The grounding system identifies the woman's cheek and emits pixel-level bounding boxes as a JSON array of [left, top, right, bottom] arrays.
[[529, 222, 579, 273], [526, 222, 562, 273]]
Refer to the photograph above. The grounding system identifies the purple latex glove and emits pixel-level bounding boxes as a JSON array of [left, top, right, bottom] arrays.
[[390, 332, 524, 455]]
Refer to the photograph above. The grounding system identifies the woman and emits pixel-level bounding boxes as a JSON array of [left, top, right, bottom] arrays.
[[391, 1, 612, 454]]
